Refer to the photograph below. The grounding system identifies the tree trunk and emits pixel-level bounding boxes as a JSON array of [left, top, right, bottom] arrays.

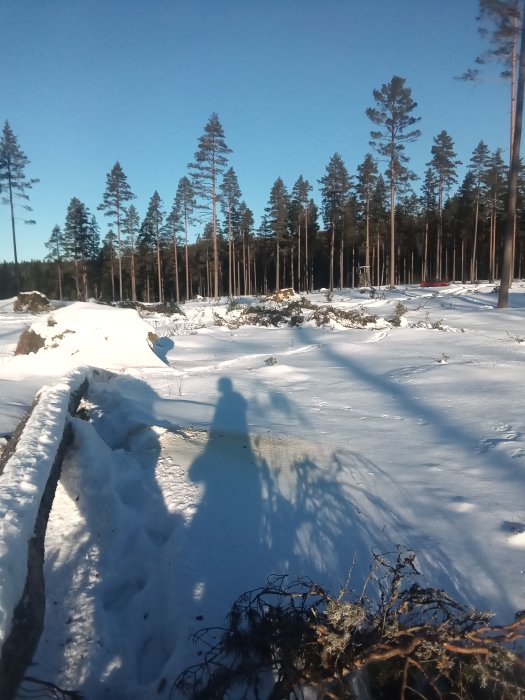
[[389, 153, 396, 287], [499, 1, 525, 307], [7, 176, 20, 291], [57, 262, 63, 301], [173, 235, 180, 303], [117, 213, 123, 301], [329, 221, 335, 291], [470, 197, 480, 282], [131, 251, 136, 302], [185, 213, 190, 302]]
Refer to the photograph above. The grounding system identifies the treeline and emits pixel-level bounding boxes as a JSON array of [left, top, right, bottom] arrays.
[[2, 73, 525, 302]]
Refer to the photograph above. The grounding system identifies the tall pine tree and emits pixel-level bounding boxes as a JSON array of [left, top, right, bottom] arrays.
[[174, 176, 196, 302], [356, 154, 379, 279], [265, 178, 290, 291], [45, 224, 64, 300], [0, 121, 38, 291], [189, 113, 231, 299], [427, 130, 461, 278], [99, 161, 135, 301], [220, 167, 242, 297], [142, 191, 166, 303], [63, 197, 91, 300], [319, 153, 351, 291], [122, 204, 140, 302], [367, 76, 421, 286]]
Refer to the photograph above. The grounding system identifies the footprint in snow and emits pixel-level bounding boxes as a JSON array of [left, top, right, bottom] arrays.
[[476, 427, 520, 453], [102, 577, 147, 612], [137, 635, 170, 686]]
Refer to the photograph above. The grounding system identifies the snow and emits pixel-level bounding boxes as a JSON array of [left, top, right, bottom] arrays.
[[0, 285, 524, 697]]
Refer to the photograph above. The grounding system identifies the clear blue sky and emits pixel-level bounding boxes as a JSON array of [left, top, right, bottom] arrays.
[[0, 0, 512, 262]]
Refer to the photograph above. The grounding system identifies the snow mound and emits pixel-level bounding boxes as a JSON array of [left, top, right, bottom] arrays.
[[2, 303, 166, 379]]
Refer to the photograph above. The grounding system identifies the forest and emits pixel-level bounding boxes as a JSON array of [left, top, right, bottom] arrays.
[[1, 1, 524, 305], [1, 116, 522, 304]]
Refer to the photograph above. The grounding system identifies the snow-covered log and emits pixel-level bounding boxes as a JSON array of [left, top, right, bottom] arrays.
[[0, 371, 89, 698]]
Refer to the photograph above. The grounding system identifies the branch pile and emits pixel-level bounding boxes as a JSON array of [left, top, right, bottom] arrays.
[[175, 550, 525, 699]]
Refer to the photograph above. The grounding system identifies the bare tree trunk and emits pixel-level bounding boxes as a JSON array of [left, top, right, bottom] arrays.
[[275, 237, 280, 292], [7, 179, 20, 291], [57, 262, 63, 301], [329, 222, 335, 291], [436, 183, 443, 279], [297, 225, 301, 291], [185, 214, 190, 302], [339, 235, 344, 290], [305, 209, 309, 292], [470, 197, 480, 282], [365, 186, 371, 271], [499, 1, 525, 307], [376, 225, 381, 286], [173, 235, 180, 303], [423, 220, 429, 281], [389, 166, 395, 287], [117, 214, 123, 301], [156, 235, 163, 303]]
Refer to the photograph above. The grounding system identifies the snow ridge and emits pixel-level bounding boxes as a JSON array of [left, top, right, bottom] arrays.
[[0, 369, 87, 646]]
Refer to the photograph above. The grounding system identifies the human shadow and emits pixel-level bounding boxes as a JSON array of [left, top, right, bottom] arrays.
[[182, 378, 272, 621], [171, 376, 392, 684]]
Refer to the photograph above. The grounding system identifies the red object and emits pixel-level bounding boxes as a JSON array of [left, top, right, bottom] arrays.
[[419, 280, 450, 288]]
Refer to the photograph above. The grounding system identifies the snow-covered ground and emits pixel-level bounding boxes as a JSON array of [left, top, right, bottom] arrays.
[[1, 284, 525, 699]]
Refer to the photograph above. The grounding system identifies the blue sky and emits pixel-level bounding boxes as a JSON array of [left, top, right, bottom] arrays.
[[0, 0, 512, 262]]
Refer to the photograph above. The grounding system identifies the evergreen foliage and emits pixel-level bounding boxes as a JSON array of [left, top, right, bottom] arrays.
[[0, 121, 38, 289], [265, 177, 290, 291], [99, 162, 135, 301], [319, 153, 352, 291], [367, 76, 421, 286], [189, 113, 232, 299]]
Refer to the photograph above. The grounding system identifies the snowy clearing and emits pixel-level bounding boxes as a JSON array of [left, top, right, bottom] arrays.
[[0, 283, 524, 698]]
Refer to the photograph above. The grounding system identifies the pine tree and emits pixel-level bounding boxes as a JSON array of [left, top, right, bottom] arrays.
[[356, 154, 379, 278], [468, 1, 521, 154], [290, 176, 312, 292], [103, 230, 117, 301], [420, 168, 438, 280], [99, 161, 135, 301], [220, 168, 242, 297], [498, 0, 525, 304], [468, 140, 491, 281], [453, 171, 477, 281], [485, 148, 507, 280], [141, 191, 166, 302], [238, 202, 254, 295], [174, 176, 195, 301], [63, 197, 91, 300], [367, 76, 421, 286], [463, 1, 524, 303], [44, 225, 64, 300], [0, 121, 39, 290], [122, 204, 140, 302], [265, 178, 290, 291], [189, 113, 232, 299], [427, 130, 461, 278], [319, 153, 351, 291]]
